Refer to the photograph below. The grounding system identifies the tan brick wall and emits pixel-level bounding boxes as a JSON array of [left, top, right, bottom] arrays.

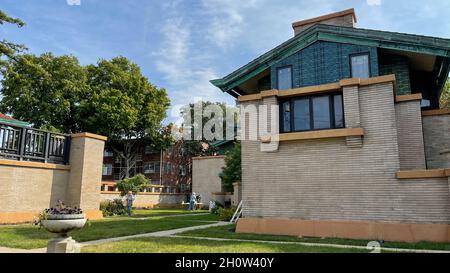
[[395, 100, 427, 170], [423, 114, 450, 169], [0, 133, 106, 224], [101, 192, 187, 208], [241, 82, 450, 225], [0, 165, 69, 213], [192, 156, 225, 205]]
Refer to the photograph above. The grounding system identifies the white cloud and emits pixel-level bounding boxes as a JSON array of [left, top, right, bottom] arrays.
[[201, 0, 259, 50], [367, 0, 382, 6]]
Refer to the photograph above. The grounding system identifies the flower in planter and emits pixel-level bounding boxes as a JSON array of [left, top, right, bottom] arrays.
[[34, 200, 84, 227]]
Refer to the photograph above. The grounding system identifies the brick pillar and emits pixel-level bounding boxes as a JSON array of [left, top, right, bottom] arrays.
[[66, 133, 106, 220], [232, 182, 242, 206], [342, 84, 363, 147], [260, 95, 279, 152]]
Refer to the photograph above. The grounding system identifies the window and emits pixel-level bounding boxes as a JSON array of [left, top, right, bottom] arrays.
[[143, 162, 160, 174], [102, 164, 113, 176], [164, 162, 172, 174], [144, 145, 153, 154], [350, 53, 370, 78], [281, 93, 345, 133], [103, 149, 113, 157], [179, 165, 186, 176], [277, 66, 292, 90]]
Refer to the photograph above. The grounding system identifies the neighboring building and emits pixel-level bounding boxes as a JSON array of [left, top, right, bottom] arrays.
[[101, 140, 234, 193], [0, 113, 31, 127], [211, 9, 450, 242]]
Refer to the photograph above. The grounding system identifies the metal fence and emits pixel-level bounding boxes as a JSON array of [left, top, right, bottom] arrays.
[[0, 122, 71, 165]]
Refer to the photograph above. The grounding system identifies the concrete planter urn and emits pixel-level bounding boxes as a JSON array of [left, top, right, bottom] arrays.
[[36, 201, 87, 253], [41, 214, 86, 253], [41, 214, 86, 235]]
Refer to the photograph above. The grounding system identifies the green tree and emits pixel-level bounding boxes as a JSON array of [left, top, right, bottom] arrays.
[[219, 142, 241, 192], [0, 9, 26, 62], [0, 54, 170, 178], [116, 174, 148, 196], [441, 78, 450, 109], [84, 57, 170, 178], [0, 53, 88, 132]]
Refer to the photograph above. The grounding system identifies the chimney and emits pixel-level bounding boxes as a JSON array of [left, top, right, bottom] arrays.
[[292, 8, 357, 36]]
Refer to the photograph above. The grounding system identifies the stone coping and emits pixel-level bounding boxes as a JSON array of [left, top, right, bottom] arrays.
[[192, 155, 226, 160], [396, 168, 450, 179], [0, 159, 70, 171], [100, 191, 187, 196], [238, 75, 396, 102], [260, 128, 364, 143], [422, 108, 450, 117], [395, 93, 423, 103], [71, 132, 108, 142]]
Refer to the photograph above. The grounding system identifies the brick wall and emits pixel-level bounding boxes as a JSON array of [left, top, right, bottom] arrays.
[[395, 100, 427, 170], [241, 82, 450, 225], [270, 41, 379, 90], [192, 156, 226, 205], [423, 114, 450, 169]]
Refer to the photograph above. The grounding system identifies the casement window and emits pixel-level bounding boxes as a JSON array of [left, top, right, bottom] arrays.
[[277, 66, 293, 90], [164, 162, 172, 174], [281, 93, 344, 133], [350, 53, 370, 78], [143, 162, 160, 174], [102, 164, 113, 176]]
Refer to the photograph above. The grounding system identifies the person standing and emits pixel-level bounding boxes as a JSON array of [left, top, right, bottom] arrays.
[[125, 191, 136, 217], [189, 192, 197, 211]]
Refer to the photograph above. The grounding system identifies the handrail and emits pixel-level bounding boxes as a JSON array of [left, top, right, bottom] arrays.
[[0, 121, 71, 165]]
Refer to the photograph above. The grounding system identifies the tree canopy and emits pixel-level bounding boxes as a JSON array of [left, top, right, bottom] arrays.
[[0, 54, 170, 178], [219, 141, 241, 192], [0, 9, 26, 61]]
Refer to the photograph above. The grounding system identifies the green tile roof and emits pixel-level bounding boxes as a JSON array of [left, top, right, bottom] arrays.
[[211, 24, 450, 93]]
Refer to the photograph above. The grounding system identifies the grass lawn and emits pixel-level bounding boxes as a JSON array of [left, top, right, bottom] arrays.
[[179, 224, 450, 251], [0, 212, 219, 249], [131, 209, 208, 218], [82, 236, 370, 253]]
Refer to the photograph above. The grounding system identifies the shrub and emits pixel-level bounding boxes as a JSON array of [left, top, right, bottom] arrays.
[[217, 206, 237, 221], [100, 199, 127, 217], [116, 174, 148, 196], [210, 201, 224, 215]]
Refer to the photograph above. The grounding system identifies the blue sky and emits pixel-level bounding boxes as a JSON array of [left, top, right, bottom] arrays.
[[1, 0, 450, 122]]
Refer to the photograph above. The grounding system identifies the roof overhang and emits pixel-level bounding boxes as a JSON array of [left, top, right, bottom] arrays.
[[211, 24, 450, 95]]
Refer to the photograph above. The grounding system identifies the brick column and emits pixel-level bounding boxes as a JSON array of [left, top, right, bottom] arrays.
[[342, 84, 363, 147], [260, 95, 279, 152], [66, 133, 107, 220]]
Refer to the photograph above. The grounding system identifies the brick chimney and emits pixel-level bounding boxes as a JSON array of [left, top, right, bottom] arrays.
[[292, 8, 357, 36]]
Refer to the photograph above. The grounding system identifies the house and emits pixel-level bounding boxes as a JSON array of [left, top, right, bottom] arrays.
[[0, 113, 31, 127], [211, 9, 450, 242]]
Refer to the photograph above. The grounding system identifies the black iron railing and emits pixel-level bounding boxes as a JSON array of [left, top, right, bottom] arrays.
[[0, 122, 71, 165]]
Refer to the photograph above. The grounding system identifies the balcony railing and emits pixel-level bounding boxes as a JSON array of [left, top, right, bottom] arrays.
[[0, 121, 71, 165]]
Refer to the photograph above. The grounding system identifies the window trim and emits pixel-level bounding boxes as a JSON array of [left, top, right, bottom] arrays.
[[279, 92, 345, 134], [276, 65, 294, 90], [349, 52, 371, 78]]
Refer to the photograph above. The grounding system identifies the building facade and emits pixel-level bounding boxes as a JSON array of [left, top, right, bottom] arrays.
[[212, 9, 450, 242]]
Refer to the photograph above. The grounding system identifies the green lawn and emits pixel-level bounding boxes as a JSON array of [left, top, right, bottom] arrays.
[[131, 209, 208, 218], [179, 224, 450, 251], [82, 236, 370, 253], [0, 212, 219, 249]]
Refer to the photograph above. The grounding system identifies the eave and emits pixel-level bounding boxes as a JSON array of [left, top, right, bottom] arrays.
[[211, 24, 450, 94]]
